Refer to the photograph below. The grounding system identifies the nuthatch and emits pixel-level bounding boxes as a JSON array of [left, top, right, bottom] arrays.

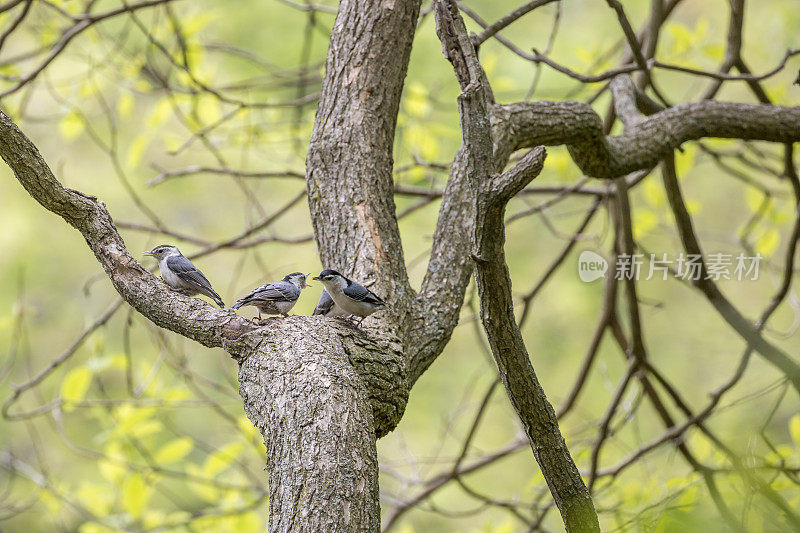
[[312, 288, 347, 317], [231, 272, 309, 320], [312, 269, 386, 324], [143, 245, 224, 307]]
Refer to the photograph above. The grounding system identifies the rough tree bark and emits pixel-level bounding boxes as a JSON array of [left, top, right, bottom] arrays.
[[306, 0, 421, 307]]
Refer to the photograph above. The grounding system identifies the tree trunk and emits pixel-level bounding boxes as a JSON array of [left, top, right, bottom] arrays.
[[238, 318, 406, 531], [306, 0, 422, 305]]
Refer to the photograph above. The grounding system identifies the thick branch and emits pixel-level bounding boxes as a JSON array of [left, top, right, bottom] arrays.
[[238, 318, 406, 532], [491, 97, 800, 179], [600, 79, 800, 392], [473, 148, 600, 533], [0, 110, 257, 353]]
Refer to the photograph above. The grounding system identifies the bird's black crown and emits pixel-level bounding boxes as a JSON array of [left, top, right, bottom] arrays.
[[315, 269, 343, 281]]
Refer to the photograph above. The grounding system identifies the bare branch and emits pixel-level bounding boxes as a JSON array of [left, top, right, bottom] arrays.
[[471, 0, 559, 47], [492, 93, 800, 179]]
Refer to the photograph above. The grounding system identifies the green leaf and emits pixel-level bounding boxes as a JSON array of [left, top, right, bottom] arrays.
[[689, 430, 712, 462], [146, 98, 173, 129], [404, 82, 431, 118], [122, 474, 151, 518], [642, 179, 665, 207], [61, 367, 92, 402], [232, 511, 261, 531], [685, 199, 702, 215], [196, 93, 221, 124], [126, 134, 149, 169], [203, 441, 245, 478], [76, 482, 114, 516], [789, 414, 800, 445], [674, 145, 696, 178], [98, 442, 127, 483], [745, 187, 767, 213], [59, 111, 85, 141], [155, 437, 194, 464], [632, 209, 658, 240], [405, 124, 440, 161], [756, 228, 780, 256], [117, 93, 134, 118], [237, 415, 261, 443]]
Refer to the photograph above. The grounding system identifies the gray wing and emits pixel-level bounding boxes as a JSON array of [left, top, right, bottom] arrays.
[[343, 282, 385, 306], [234, 281, 298, 309], [313, 289, 335, 316], [166, 255, 224, 307]]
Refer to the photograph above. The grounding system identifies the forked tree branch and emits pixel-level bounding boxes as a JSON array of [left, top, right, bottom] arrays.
[[431, 1, 600, 531]]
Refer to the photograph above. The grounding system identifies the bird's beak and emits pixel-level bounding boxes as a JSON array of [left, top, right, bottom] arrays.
[[305, 273, 313, 286], [312, 276, 321, 281], [143, 251, 155, 256]]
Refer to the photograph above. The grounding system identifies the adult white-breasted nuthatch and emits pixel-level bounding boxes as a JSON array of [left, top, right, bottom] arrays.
[[312, 288, 348, 317], [312, 269, 386, 324], [143, 245, 225, 307], [231, 272, 310, 320]]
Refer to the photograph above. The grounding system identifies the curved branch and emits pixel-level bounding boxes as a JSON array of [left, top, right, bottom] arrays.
[[492, 97, 800, 179], [0, 110, 256, 352]]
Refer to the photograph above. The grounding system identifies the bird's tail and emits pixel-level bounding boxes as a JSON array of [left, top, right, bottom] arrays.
[[230, 298, 247, 310], [208, 289, 225, 308]]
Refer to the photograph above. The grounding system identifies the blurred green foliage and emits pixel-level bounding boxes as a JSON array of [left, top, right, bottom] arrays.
[[1, 0, 799, 531]]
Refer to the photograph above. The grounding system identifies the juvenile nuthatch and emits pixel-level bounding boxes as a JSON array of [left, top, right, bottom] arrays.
[[231, 272, 310, 320], [312, 288, 347, 317], [312, 269, 386, 324], [143, 245, 225, 307]]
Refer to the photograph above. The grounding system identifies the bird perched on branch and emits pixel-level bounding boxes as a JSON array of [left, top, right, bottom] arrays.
[[312, 288, 347, 317], [313, 269, 386, 325], [231, 272, 310, 320], [143, 245, 225, 307]]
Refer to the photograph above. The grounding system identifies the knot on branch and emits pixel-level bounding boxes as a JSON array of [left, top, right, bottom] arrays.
[[342, 318, 408, 437]]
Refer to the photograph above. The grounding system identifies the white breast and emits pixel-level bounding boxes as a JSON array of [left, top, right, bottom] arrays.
[[158, 258, 193, 293], [326, 287, 377, 317]]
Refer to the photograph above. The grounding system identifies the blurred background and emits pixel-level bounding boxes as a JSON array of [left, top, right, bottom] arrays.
[[1, 0, 799, 531]]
